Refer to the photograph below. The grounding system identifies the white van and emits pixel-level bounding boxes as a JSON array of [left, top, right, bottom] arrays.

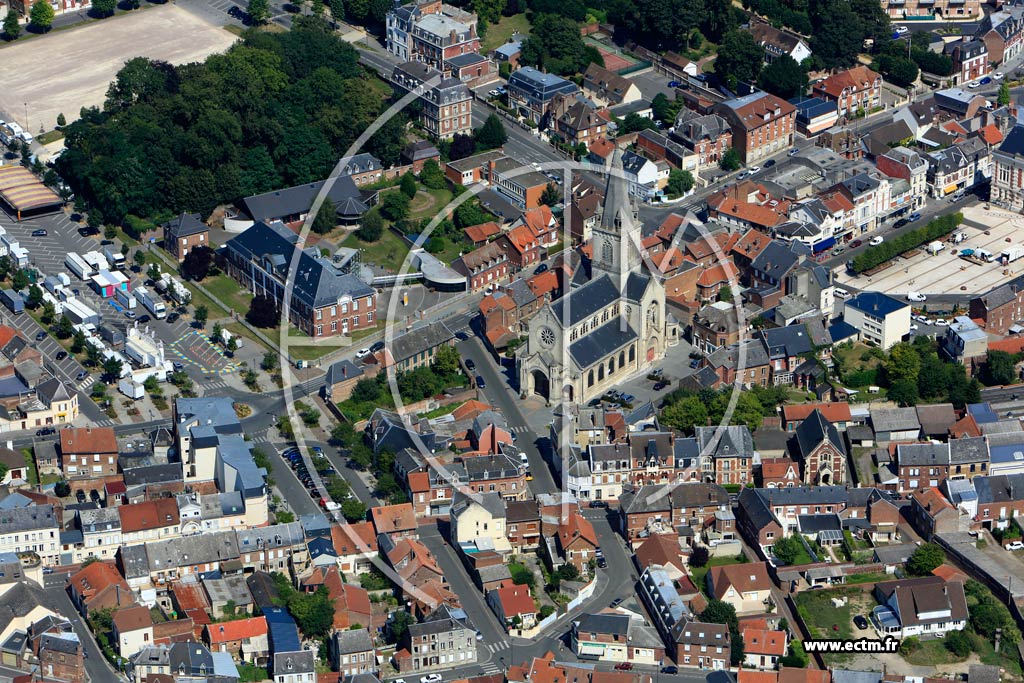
[[834, 288, 850, 298]]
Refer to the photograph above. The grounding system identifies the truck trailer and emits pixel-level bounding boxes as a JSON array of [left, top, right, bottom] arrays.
[[134, 286, 166, 319], [65, 253, 94, 280], [1002, 245, 1024, 264], [103, 247, 126, 271]]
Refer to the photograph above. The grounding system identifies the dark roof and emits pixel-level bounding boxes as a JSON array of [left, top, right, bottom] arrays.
[[793, 409, 846, 459], [164, 213, 208, 240], [237, 175, 369, 223], [575, 612, 630, 637], [797, 513, 842, 533], [751, 240, 802, 281], [847, 291, 908, 317], [998, 124, 1024, 157], [569, 319, 638, 369], [551, 274, 619, 327], [390, 321, 454, 363], [760, 324, 815, 358], [326, 359, 364, 386]]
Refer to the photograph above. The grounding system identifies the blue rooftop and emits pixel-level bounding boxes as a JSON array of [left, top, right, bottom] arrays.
[[847, 292, 908, 317], [264, 606, 301, 653], [829, 319, 859, 344], [968, 402, 999, 424], [790, 96, 837, 121], [989, 439, 1024, 463]]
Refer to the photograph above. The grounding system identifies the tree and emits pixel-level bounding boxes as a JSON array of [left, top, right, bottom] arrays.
[[714, 30, 764, 87], [211, 323, 224, 344], [944, 628, 971, 657], [56, 112, 66, 127], [356, 209, 384, 242], [888, 378, 919, 407], [91, 0, 115, 16], [311, 201, 337, 235], [25, 284, 43, 310], [133, 250, 146, 270], [419, 160, 446, 190], [690, 545, 710, 568], [247, 0, 269, 24], [54, 480, 71, 497], [907, 542, 944, 576], [720, 148, 741, 172], [181, 246, 215, 281], [540, 183, 560, 207], [475, 113, 508, 150], [651, 93, 674, 124], [885, 343, 921, 384], [388, 611, 414, 644], [660, 396, 708, 435], [11, 269, 28, 291], [449, 134, 476, 161], [718, 285, 733, 302], [193, 304, 208, 328], [772, 534, 804, 566], [379, 191, 410, 222], [665, 168, 694, 198], [101, 357, 123, 383], [328, 0, 345, 22], [983, 349, 1016, 386], [71, 328, 87, 354], [876, 54, 919, 89], [999, 81, 1012, 107], [147, 263, 162, 282], [246, 294, 278, 328], [399, 172, 417, 199], [226, 336, 238, 355], [617, 113, 657, 134], [55, 315, 74, 340], [757, 55, 808, 99], [519, 14, 593, 75], [341, 498, 368, 522], [3, 11, 20, 40]]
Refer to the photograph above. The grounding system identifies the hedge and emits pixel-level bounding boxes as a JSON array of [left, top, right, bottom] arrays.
[[851, 212, 962, 273]]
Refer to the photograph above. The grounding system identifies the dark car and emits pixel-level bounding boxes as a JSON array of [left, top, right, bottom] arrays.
[[764, 159, 776, 168], [589, 500, 608, 509], [76, 491, 86, 503], [100, 239, 114, 246], [980, 76, 992, 85], [370, 341, 385, 353], [75, 371, 88, 381], [31, 229, 47, 237], [137, 315, 151, 324], [455, 331, 469, 340], [36, 427, 56, 437], [854, 615, 869, 630], [78, 226, 100, 237], [654, 381, 668, 390], [614, 663, 632, 671], [166, 313, 180, 323], [908, 212, 922, 222], [597, 557, 607, 568], [851, 239, 863, 248], [661, 667, 679, 675], [465, 359, 476, 371], [55, 351, 67, 361], [893, 219, 909, 229], [668, 80, 681, 87], [610, 598, 623, 608], [35, 331, 46, 341], [475, 375, 486, 389], [534, 263, 549, 274], [690, 359, 700, 369]]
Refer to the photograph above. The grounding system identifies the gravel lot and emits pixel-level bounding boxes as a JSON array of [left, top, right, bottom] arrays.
[[0, 4, 236, 132]]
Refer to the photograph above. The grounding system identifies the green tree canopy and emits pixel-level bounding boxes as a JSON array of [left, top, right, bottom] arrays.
[[356, 209, 384, 242], [713, 30, 764, 87], [519, 14, 594, 75], [665, 169, 694, 198], [475, 113, 508, 150], [757, 55, 808, 99], [247, 0, 270, 23], [399, 172, 418, 199], [312, 200, 337, 235], [92, 0, 115, 15], [3, 12, 21, 40], [419, 160, 446, 189], [29, 0, 54, 29], [983, 349, 1016, 386], [907, 543, 944, 576], [772, 534, 804, 565]]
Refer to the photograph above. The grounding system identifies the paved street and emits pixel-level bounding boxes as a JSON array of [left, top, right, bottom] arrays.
[[41, 581, 124, 682]]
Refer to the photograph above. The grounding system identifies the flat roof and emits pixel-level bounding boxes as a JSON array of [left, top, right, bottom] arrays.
[[0, 166, 62, 214]]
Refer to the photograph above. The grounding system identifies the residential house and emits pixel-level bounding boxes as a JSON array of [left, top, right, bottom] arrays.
[[386, 322, 456, 373], [551, 96, 606, 148], [452, 242, 510, 292], [322, 359, 365, 403], [224, 221, 377, 338], [843, 292, 911, 349], [582, 64, 642, 107], [444, 149, 506, 186], [969, 277, 1024, 335], [507, 67, 579, 124], [670, 111, 733, 166], [873, 576, 968, 639], [743, 629, 787, 669], [927, 137, 990, 198], [876, 147, 929, 212], [463, 452, 528, 500], [872, 407, 922, 442], [941, 316, 989, 364], [496, 224, 542, 270], [909, 487, 962, 538], [450, 491, 510, 553], [371, 503, 418, 540], [112, 604, 154, 658], [163, 213, 210, 262], [979, 9, 1024, 66], [274, 650, 316, 683], [618, 482, 730, 543], [487, 584, 536, 631], [749, 19, 812, 64], [570, 613, 665, 665], [391, 61, 473, 139], [707, 562, 773, 614], [812, 67, 883, 118], [714, 92, 796, 164], [672, 620, 731, 670], [330, 628, 377, 677], [552, 511, 598, 576], [397, 606, 477, 673], [203, 616, 269, 663], [119, 498, 180, 545], [791, 98, 839, 137], [790, 409, 848, 485], [0, 505, 59, 566], [67, 561, 134, 618], [880, 0, 978, 19], [59, 426, 118, 484], [946, 39, 989, 85]]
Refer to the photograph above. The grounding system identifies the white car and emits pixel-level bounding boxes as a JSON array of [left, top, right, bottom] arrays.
[[895, 25, 909, 34], [907, 292, 927, 302], [748, 166, 761, 174], [935, 318, 950, 326], [421, 675, 443, 683], [968, 80, 980, 88], [1007, 541, 1024, 551], [869, 236, 884, 246], [834, 288, 850, 298], [488, 89, 501, 97], [910, 324, 919, 331], [995, 71, 1005, 80], [355, 348, 371, 358]]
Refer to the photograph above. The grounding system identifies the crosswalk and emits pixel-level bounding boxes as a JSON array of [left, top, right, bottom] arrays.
[[201, 379, 230, 392], [76, 375, 95, 392], [509, 425, 531, 434], [483, 641, 511, 655]]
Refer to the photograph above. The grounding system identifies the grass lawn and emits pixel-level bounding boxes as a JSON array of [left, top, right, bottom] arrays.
[[202, 274, 254, 317], [21, 448, 38, 486], [408, 187, 454, 222], [794, 586, 864, 643], [844, 571, 889, 584], [224, 321, 270, 352], [422, 400, 464, 419], [902, 638, 964, 666], [341, 230, 411, 272], [431, 236, 471, 265], [37, 130, 65, 145], [689, 555, 744, 594], [481, 13, 531, 52], [285, 327, 344, 362]]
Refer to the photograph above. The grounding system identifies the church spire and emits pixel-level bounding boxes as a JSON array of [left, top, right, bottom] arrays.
[[592, 147, 641, 287]]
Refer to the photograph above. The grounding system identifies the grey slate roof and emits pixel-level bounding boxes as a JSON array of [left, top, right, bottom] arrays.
[[871, 407, 921, 433], [550, 274, 619, 328], [164, 213, 208, 240], [575, 612, 630, 637], [237, 175, 368, 224], [333, 628, 374, 655], [390, 321, 454, 363], [570, 319, 638, 369], [695, 425, 754, 458], [793, 409, 846, 459]]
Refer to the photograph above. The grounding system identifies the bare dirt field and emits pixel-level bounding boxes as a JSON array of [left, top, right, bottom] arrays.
[[0, 5, 236, 133]]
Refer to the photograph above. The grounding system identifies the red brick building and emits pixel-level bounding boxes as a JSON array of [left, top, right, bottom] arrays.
[[163, 213, 210, 262], [714, 92, 796, 164], [452, 241, 511, 292], [812, 66, 883, 118], [970, 282, 1024, 335], [496, 224, 541, 270]]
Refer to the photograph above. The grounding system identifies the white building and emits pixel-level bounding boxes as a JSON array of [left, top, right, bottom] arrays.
[[843, 292, 911, 349]]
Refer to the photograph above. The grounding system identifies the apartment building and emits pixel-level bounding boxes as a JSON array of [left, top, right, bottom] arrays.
[[392, 61, 474, 140], [714, 92, 796, 164]]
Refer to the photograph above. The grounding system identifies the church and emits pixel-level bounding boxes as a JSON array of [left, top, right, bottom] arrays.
[[518, 150, 676, 405]]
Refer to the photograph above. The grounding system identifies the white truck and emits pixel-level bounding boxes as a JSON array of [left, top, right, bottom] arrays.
[[165, 277, 192, 305], [135, 285, 166, 319], [103, 247, 126, 271], [1002, 245, 1024, 264], [115, 288, 136, 310], [65, 253, 94, 280], [927, 241, 945, 255]]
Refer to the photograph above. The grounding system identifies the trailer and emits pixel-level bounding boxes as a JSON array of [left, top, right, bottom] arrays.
[[0, 290, 23, 315], [82, 251, 106, 273], [115, 288, 136, 310], [63, 298, 100, 326], [99, 324, 124, 348], [118, 378, 145, 400], [65, 253, 94, 280], [165, 277, 192, 305], [1002, 245, 1024, 264], [104, 247, 126, 271], [134, 286, 166, 319]]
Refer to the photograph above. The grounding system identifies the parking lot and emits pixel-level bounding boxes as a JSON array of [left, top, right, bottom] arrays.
[[835, 204, 1024, 296], [0, 5, 236, 132]]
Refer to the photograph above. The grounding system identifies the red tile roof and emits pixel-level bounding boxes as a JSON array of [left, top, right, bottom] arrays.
[[978, 124, 1003, 145], [520, 205, 555, 239], [370, 503, 417, 535], [740, 672, 780, 683], [743, 629, 787, 656], [60, 426, 117, 455], [119, 498, 180, 533], [761, 458, 799, 482], [332, 521, 379, 556], [464, 222, 501, 244], [710, 562, 773, 599], [779, 668, 830, 683], [781, 402, 852, 424], [527, 271, 559, 298], [494, 584, 535, 617], [113, 604, 153, 633], [558, 511, 598, 549], [205, 616, 268, 643], [697, 263, 738, 288], [633, 533, 684, 572], [452, 399, 491, 421], [731, 229, 772, 260], [814, 66, 880, 99]]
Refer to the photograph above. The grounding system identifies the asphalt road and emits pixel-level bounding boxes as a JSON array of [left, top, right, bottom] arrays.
[[42, 581, 124, 682]]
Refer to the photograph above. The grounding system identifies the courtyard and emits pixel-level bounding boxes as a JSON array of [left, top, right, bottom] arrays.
[[835, 205, 1024, 297], [0, 5, 236, 132]]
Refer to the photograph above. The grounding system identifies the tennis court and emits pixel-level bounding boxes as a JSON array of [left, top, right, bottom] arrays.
[[583, 35, 641, 73]]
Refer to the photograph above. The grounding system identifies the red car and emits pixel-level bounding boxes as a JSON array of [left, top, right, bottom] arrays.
[[851, 239, 863, 248], [615, 663, 633, 671]]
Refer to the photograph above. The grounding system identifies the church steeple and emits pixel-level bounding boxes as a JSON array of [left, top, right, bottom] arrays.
[[592, 148, 642, 287]]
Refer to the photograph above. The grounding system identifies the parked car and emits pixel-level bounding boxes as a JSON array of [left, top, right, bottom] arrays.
[[936, 319, 950, 326], [34, 331, 46, 341], [421, 675, 443, 683], [78, 226, 100, 237], [788, 148, 800, 156], [968, 80, 981, 88], [173, 362, 184, 372], [908, 212, 921, 222], [854, 615, 870, 630], [1007, 541, 1024, 551], [36, 427, 56, 436], [370, 341, 385, 353], [55, 350, 67, 361], [475, 375, 486, 389], [661, 667, 679, 675], [895, 24, 909, 34], [764, 159, 776, 168], [597, 557, 607, 568], [31, 229, 47, 237], [851, 239, 863, 248], [654, 381, 668, 390], [615, 663, 633, 671], [166, 313, 180, 323], [465, 359, 476, 371], [980, 76, 992, 85], [894, 219, 909, 229], [610, 598, 623, 608], [535, 263, 549, 274], [668, 80, 681, 88], [355, 348, 370, 358], [690, 358, 701, 368], [76, 371, 89, 381], [748, 165, 761, 174], [124, 310, 136, 319], [910, 324, 919, 331], [869, 236, 884, 246], [137, 314, 151, 324], [834, 288, 850, 298], [907, 292, 927, 302], [589, 500, 608, 509], [995, 71, 1005, 80]]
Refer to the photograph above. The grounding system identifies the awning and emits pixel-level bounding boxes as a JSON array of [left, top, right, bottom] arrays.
[[813, 237, 837, 253], [578, 644, 606, 657], [944, 184, 959, 195]]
